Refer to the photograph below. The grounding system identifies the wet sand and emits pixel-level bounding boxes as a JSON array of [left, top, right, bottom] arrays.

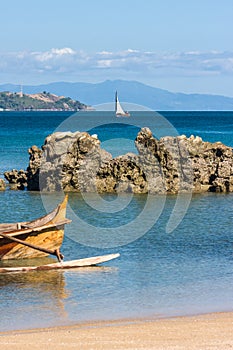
[[1, 312, 233, 349]]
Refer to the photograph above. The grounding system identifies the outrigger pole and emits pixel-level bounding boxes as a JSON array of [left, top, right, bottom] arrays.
[[0, 232, 64, 262]]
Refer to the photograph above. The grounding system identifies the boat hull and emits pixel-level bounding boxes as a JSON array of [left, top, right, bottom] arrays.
[[0, 226, 65, 260], [116, 112, 130, 117], [0, 196, 70, 260]]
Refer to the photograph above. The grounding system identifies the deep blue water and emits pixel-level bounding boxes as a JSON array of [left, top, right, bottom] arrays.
[[0, 110, 233, 173], [0, 111, 233, 331]]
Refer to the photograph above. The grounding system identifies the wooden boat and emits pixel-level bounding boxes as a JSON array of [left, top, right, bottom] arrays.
[[0, 196, 120, 273], [0, 253, 120, 273], [0, 195, 71, 261]]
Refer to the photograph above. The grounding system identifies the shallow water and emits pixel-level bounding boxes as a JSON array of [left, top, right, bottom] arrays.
[[0, 191, 233, 331], [0, 110, 233, 331]]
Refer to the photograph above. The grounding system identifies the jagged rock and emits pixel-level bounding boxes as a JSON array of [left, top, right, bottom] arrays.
[[96, 153, 148, 193], [0, 179, 6, 191], [27, 145, 43, 190], [189, 139, 233, 192], [135, 128, 193, 193], [4, 169, 27, 190], [135, 127, 233, 193], [27, 131, 112, 192], [4, 127, 233, 194]]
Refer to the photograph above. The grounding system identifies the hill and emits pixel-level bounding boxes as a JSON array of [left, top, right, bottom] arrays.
[[1, 80, 233, 110], [0, 91, 87, 111]]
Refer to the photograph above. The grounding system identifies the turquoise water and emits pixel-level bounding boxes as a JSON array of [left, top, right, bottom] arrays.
[[0, 111, 233, 331]]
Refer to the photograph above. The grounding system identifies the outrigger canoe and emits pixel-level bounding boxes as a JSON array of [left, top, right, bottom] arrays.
[[0, 195, 71, 261], [0, 196, 120, 272]]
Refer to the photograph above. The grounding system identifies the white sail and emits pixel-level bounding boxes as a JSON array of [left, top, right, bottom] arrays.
[[116, 95, 126, 115], [115, 91, 130, 117]]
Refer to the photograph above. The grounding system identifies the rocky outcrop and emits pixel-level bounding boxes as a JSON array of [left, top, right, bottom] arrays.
[[27, 145, 43, 190], [4, 128, 233, 193], [183, 134, 233, 192], [25, 131, 111, 192], [134, 127, 233, 193], [0, 179, 6, 191], [96, 153, 148, 193], [4, 169, 27, 190]]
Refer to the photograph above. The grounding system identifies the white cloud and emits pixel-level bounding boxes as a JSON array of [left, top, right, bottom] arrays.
[[97, 59, 113, 68], [32, 47, 76, 62], [97, 50, 113, 56], [1, 48, 233, 83], [126, 49, 140, 53], [51, 48, 75, 55]]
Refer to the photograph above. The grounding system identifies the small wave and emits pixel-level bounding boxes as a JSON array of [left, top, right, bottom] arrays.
[[189, 130, 233, 135]]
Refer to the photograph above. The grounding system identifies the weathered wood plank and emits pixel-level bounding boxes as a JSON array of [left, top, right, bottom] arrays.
[[0, 253, 120, 273]]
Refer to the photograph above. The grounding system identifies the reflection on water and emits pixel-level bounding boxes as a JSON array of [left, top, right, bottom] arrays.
[[0, 266, 68, 330], [0, 260, 118, 331], [0, 256, 56, 268]]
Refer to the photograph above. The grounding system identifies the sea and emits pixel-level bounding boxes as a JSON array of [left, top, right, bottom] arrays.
[[0, 110, 233, 331]]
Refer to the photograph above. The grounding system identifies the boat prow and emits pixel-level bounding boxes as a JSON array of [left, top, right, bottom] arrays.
[[0, 195, 71, 260]]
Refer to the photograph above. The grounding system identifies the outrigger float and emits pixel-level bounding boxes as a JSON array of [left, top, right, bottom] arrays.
[[0, 195, 120, 273]]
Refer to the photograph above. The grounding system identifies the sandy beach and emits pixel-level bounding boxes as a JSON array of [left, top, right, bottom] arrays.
[[1, 312, 233, 350]]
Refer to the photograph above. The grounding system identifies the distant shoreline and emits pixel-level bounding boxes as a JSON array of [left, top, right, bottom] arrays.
[[0, 91, 89, 112], [0, 109, 86, 112], [0, 107, 94, 112]]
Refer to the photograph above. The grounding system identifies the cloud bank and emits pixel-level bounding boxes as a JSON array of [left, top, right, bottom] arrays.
[[1, 48, 233, 84]]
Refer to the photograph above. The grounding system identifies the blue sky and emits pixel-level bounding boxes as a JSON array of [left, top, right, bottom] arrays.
[[1, 0, 233, 96]]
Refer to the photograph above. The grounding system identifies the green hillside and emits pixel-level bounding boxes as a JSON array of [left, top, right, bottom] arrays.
[[0, 91, 87, 111]]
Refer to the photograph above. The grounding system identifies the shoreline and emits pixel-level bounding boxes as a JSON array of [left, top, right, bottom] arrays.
[[1, 312, 233, 349]]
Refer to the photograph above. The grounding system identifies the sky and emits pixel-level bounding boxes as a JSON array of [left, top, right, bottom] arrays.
[[1, 0, 233, 96]]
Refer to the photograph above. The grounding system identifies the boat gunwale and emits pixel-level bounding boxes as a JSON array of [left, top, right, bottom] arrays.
[[0, 218, 71, 238], [0, 195, 71, 237]]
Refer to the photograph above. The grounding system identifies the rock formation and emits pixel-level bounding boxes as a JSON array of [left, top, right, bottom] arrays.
[[25, 131, 111, 192], [4, 169, 27, 190], [0, 179, 6, 191], [96, 153, 148, 193], [4, 128, 233, 194]]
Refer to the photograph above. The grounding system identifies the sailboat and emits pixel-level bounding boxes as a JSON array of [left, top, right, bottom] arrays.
[[115, 91, 130, 117]]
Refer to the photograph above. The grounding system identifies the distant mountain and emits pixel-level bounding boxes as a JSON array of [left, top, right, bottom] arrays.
[[0, 91, 87, 111], [1, 80, 233, 110]]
